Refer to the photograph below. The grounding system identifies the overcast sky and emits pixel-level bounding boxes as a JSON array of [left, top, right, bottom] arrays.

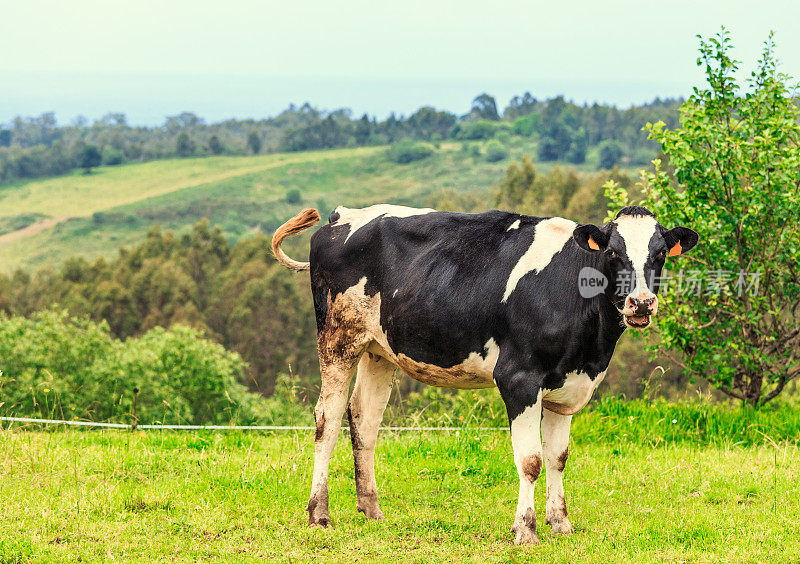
[[2, 0, 799, 125]]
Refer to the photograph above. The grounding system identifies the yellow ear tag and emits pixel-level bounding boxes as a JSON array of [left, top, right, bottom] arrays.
[[588, 236, 600, 251], [668, 241, 682, 257]]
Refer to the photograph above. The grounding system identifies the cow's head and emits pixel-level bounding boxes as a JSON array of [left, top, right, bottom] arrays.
[[573, 206, 698, 329]]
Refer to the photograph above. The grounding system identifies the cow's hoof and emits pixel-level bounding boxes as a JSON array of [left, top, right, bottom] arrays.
[[546, 517, 574, 535], [357, 503, 384, 520], [513, 527, 540, 545], [308, 513, 332, 528]]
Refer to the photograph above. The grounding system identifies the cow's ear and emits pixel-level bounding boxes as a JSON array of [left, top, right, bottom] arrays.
[[573, 224, 609, 253], [663, 226, 699, 256]]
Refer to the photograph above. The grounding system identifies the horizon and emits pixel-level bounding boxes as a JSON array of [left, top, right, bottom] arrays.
[[4, 0, 798, 127], [2, 72, 691, 127]]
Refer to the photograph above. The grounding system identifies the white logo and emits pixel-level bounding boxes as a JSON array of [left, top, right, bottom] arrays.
[[578, 267, 608, 298]]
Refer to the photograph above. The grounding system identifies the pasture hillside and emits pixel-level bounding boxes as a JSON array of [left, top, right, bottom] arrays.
[[0, 429, 796, 563], [0, 138, 632, 273]]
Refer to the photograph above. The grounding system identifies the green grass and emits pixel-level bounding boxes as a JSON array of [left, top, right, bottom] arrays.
[[0, 428, 797, 563], [0, 138, 638, 273]]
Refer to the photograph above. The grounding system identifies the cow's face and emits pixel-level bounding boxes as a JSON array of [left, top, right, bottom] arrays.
[[573, 207, 698, 329]]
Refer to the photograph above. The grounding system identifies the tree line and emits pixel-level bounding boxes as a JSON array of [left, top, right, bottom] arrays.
[[0, 95, 683, 184]]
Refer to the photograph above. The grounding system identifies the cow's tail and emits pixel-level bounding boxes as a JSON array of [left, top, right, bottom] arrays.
[[271, 208, 321, 272]]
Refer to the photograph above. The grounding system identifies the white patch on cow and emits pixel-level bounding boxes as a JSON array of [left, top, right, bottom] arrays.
[[614, 214, 658, 293], [502, 217, 577, 303], [542, 371, 606, 415], [332, 204, 434, 243], [510, 390, 544, 544], [507, 219, 521, 231], [392, 289, 398, 297]]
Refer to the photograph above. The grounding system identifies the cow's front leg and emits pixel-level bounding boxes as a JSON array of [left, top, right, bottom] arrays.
[[498, 371, 544, 546], [542, 409, 574, 534]]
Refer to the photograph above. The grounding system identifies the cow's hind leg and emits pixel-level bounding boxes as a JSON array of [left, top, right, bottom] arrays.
[[347, 352, 395, 519], [307, 322, 368, 527], [542, 409, 574, 534]]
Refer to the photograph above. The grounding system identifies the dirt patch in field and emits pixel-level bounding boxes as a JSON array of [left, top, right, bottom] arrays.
[[0, 215, 71, 247]]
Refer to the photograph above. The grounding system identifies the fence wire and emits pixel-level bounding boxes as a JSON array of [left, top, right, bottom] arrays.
[[0, 416, 507, 432]]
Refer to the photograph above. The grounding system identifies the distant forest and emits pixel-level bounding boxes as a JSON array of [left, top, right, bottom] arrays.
[[0, 93, 683, 184]]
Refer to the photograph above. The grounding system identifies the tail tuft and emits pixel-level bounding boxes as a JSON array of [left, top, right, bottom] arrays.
[[271, 208, 321, 271]]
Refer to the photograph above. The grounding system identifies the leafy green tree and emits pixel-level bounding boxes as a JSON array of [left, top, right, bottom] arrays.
[[598, 140, 624, 169], [175, 132, 195, 157], [496, 156, 536, 210], [470, 93, 500, 121], [208, 134, 224, 155], [247, 131, 262, 154], [616, 30, 800, 406], [79, 144, 102, 173]]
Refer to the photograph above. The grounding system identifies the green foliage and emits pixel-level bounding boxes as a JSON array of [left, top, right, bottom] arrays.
[[496, 155, 633, 223], [484, 140, 509, 162], [175, 132, 195, 158], [208, 134, 224, 155], [285, 188, 302, 204], [639, 30, 800, 406], [79, 144, 101, 173], [454, 120, 510, 140], [597, 139, 624, 169], [386, 139, 434, 164], [469, 92, 500, 121], [247, 131, 262, 155], [102, 147, 125, 166], [0, 222, 318, 395], [0, 311, 266, 424]]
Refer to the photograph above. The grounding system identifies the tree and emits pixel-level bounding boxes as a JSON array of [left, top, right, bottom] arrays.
[[176, 132, 195, 157], [79, 145, 102, 173], [615, 30, 800, 406], [470, 93, 500, 121], [247, 131, 262, 154], [496, 156, 536, 210], [597, 140, 623, 169], [208, 135, 224, 155]]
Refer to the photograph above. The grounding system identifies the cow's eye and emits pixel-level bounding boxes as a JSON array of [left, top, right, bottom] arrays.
[[606, 249, 618, 259], [657, 249, 667, 259]]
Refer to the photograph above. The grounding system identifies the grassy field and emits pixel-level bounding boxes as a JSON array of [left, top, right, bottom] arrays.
[[0, 138, 635, 273], [0, 428, 797, 563]]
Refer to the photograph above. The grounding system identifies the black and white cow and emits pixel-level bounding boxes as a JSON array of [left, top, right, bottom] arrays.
[[271, 204, 698, 544]]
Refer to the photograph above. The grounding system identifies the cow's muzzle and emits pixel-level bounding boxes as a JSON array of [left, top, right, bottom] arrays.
[[622, 294, 658, 329]]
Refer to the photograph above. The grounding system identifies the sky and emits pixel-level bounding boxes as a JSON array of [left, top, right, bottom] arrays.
[[2, 0, 799, 125]]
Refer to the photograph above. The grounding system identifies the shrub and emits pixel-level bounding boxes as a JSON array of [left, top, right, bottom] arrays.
[[0, 311, 266, 424], [485, 140, 509, 162], [102, 147, 124, 166], [286, 188, 302, 204], [387, 140, 434, 164]]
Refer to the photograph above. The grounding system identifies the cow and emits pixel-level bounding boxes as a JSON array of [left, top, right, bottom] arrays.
[[271, 204, 698, 545]]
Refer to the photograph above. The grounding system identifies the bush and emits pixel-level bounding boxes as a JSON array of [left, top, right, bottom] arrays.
[[286, 188, 302, 204], [0, 311, 266, 425], [102, 147, 124, 166], [598, 140, 624, 169], [387, 140, 435, 164], [454, 120, 511, 140], [485, 140, 509, 162]]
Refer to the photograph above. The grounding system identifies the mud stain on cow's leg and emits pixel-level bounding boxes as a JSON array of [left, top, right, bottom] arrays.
[[306, 282, 374, 528], [542, 409, 574, 534]]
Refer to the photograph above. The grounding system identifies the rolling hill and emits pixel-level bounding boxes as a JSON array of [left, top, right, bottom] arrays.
[[0, 137, 626, 273]]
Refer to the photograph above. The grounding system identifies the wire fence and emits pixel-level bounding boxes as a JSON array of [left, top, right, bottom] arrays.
[[0, 416, 507, 432]]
